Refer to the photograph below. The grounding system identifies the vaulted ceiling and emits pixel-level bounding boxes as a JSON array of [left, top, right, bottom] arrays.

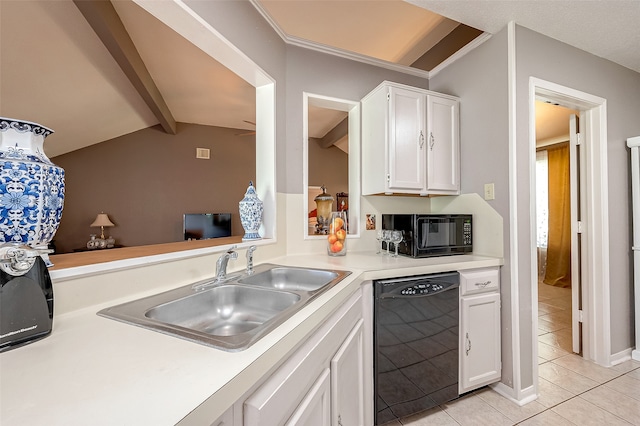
[[1, 1, 638, 158]]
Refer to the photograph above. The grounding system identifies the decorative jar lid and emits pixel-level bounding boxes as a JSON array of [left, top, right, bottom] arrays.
[[314, 184, 334, 203], [242, 180, 259, 201]]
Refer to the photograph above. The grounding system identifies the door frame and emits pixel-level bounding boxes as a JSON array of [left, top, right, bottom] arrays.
[[568, 113, 584, 355], [528, 78, 610, 374]]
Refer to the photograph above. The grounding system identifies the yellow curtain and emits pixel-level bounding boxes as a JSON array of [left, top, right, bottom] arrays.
[[544, 144, 571, 287]]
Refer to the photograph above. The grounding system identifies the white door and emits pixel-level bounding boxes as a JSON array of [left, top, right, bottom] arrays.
[[331, 319, 364, 426], [460, 293, 501, 393], [569, 114, 586, 355], [388, 86, 425, 191], [426, 95, 459, 193], [286, 369, 331, 426]]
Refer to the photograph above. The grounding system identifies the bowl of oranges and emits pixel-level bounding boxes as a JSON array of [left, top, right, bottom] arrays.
[[327, 212, 347, 256]]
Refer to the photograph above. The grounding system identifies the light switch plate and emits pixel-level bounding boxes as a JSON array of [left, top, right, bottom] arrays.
[[484, 183, 495, 200]]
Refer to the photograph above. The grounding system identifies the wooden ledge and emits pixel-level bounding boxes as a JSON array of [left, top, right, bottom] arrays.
[[48, 236, 243, 270]]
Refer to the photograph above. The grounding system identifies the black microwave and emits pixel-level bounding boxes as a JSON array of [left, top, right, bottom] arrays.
[[381, 214, 472, 258]]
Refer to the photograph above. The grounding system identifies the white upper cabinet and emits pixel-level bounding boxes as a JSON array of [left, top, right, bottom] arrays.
[[426, 94, 460, 192], [362, 81, 460, 196], [387, 86, 426, 191]]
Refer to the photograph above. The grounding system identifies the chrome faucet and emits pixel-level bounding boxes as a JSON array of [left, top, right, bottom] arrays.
[[246, 245, 257, 275], [215, 245, 238, 281]]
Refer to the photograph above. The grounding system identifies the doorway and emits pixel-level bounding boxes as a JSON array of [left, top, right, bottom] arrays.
[[530, 78, 611, 373], [535, 101, 580, 361]]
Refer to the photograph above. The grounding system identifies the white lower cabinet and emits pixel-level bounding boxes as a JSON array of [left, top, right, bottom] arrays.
[[210, 406, 234, 426], [286, 369, 331, 426], [243, 290, 365, 426], [331, 319, 364, 426], [459, 268, 502, 394]]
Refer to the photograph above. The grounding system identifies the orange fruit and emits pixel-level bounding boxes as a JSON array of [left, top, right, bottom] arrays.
[[330, 241, 343, 253], [336, 229, 347, 241], [328, 234, 338, 244], [333, 217, 344, 230]]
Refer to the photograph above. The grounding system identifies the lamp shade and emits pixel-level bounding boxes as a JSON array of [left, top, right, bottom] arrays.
[[91, 213, 114, 228]]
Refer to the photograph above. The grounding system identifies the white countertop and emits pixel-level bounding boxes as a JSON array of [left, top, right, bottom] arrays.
[[0, 252, 501, 425]]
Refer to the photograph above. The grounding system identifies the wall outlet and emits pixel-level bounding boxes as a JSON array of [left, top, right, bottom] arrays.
[[484, 183, 495, 200]]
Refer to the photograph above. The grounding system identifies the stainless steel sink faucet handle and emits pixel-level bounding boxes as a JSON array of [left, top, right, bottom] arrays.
[[216, 245, 238, 281], [246, 245, 257, 275]]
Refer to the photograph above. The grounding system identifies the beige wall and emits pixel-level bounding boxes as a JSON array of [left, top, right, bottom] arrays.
[[53, 123, 255, 253]]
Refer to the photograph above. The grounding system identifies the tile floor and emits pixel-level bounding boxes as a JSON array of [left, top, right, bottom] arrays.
[[382, 282, 640, 425]]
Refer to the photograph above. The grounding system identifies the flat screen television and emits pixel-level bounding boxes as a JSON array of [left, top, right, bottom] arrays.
[[183, 213, 232, 240]]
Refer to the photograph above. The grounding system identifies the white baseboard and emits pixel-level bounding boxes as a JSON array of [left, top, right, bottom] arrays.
[[490, 382, 538, 406], [610, 347, 635, 365]]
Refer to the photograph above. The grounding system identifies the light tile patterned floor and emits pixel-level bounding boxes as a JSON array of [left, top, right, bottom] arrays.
[[382, 282, 640, 425]]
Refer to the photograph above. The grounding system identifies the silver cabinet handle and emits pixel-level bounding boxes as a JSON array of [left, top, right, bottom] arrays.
[[466, 332, 471, 356], [474, 280, 492, 288], [419, 130, 425, 149], [338, 414, 343, 426], [429, 132, 435, 151]]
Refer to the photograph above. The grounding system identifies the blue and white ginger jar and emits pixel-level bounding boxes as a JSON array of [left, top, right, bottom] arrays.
[[239, 180, 263, 241], [0, 117, 65, 248]]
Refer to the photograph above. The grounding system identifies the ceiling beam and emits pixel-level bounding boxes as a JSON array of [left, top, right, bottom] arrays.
[[318, 118, 348, 149], [411, 24, 483, 72], [73, 0, 177, 134]]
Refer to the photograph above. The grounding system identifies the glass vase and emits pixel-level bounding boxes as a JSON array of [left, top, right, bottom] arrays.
[[327, 211, 347, 256]]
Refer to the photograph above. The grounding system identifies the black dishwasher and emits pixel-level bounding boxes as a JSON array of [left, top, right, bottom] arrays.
[[374, 272, 459, 424]]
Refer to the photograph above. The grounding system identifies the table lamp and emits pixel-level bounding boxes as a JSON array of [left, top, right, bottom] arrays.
[[91, 212, 114, 239]]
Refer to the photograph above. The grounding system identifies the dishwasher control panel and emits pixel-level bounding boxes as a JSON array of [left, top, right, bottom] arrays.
[[400, 281, 451, 295], [375, 272, 460, 299]]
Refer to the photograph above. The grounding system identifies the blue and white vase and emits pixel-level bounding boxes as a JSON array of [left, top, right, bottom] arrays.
[[0, 117, 65, 249], [239, 180, 263, 241]]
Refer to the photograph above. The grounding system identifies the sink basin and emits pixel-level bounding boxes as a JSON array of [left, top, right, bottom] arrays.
[[146, 285, 300, 336], [97, 263, 350, 351], [238, 266, 339, 292]]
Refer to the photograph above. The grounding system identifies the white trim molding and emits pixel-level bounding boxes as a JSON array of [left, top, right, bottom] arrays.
[[529, 78, 611, 368], [505, 20, 523, 402], [249, 0, 491, 80], [626, 135, 640, 362], [429, 32, 492, 78], [610, 347, 635, 366], [491, 382, 538, 407]]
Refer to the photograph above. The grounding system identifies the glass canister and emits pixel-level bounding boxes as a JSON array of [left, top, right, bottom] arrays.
[[314, 185, 333, 234], [327, 211, 347, 256]]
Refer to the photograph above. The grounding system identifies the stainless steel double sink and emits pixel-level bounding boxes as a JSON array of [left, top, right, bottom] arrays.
[[97, 263, 351, 351]]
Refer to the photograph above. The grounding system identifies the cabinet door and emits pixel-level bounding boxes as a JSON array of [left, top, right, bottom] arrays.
[[426, 95, 459, 193], [243, 290, 363, 426], [388, 86, 426, 192], [460, 292, 501, 393], [210, 406, 234, 426], [286, 369, 331, 426], [331, 319, 364, 426]]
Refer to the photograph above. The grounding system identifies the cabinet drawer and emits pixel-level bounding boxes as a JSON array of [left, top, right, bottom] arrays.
[[460, 267, 499, 295]]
